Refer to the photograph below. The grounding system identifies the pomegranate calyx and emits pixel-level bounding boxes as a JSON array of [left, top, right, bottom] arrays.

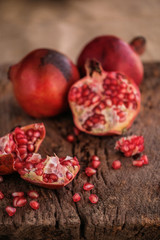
[[129, 36, 146, 55]]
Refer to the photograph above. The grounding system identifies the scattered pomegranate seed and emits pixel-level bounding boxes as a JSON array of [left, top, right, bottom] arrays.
[[89, 194, 99, 204], [6, 206, 16, 216], [66, 134, 75, 143], [16, 197, 27, 207], [72, 193, 81, 202], [91, 155, 99, 161], [12, 192, 24, 198], [0, 176, 3, 183], [132, 160, 143, 167], [112, 160, 121, 170], [140, 155, 149, 165], [13, 197, 19, 207], [27, 190, 39, 199], [85, 167, 96, 177], [83, 183, 94, 191], [30, 200, 39, 210], [73, 127, 80, 136], [0, 191, 4, 200], [91, 160, 101, 169]]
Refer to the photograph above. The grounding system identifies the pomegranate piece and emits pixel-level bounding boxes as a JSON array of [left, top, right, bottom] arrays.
[[83, 183, 94, 191], [0, 176, 3, 183], [85, 167, 96, 177], [140, 155, 149, 165], [0, 123, 45, 175], [68, 60, 141, 136], [72, 193, 81, 202], [115, 135, 144, 157], [20, 154, 80, 189], [27, 190, 39, 199], [112, 160, 121, 170], [6, 206, 16, 216], [89, 194, 99, 204], [30, 200, 39, 210], [77, 35, 146, 86], [0, 191, 4, 200], [91, 160, 100, 169], [9, 49, 79, 118], [66, 134, 75, 143]]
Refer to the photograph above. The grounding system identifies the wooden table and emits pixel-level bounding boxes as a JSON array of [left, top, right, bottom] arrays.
[[0, 63, 160, 240]]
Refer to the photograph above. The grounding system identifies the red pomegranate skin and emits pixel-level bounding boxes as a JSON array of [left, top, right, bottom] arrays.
[[77, 36, 144, 86], [9, 49, 80, 118]]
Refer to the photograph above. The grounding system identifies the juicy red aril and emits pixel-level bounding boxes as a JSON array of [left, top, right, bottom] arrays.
[[0, 176, 3, 183], [12, 192, 24, 197], [140, 155, 149, 165], [91, 155, 100, 161], [66, 134, 75, 143], [91, 160, 101, 169], [27, 143, 35, 152], [89, 194, 98, 204], [72, 193, 81, 202], [132, 160, 143, 167], [85, 167, 96, 177], [27, 190, 39, 199], [115, 135, 144, 157], [13, 197, 19, 207], [0, 191, 4, 200], [16, 197, 27, 207], [30, 200, 39, 210], [112, 160, 121, 170], [66, 171, 73, 180], [83, 183, 94, 191], [6, 206, 16, 216]]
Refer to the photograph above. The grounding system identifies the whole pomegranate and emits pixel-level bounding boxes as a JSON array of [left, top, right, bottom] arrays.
[[68, 60, 141, 135], [9, 49, 80, 118], [0, 123, 80, 189], [77, 36, 146, 86]]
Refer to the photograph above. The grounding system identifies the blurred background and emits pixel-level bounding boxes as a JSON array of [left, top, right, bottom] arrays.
[[0, 0, 159, 65]]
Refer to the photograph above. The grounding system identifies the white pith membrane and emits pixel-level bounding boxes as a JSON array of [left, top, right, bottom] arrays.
[[69, 70, 140, 135], [0, 135, 12, 155], [21, 154, 80, 186], [115, 135, 144, 157]]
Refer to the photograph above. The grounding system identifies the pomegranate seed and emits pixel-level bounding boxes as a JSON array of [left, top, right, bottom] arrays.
[[14, 161, 23, 170], [66, 134, 75, 143], [89, 194, 98, 204], [72, 193, 81, 202], [91, 155, 99, 161], [132, 160, 143, 167], [35, 169, 43, 176], [49, 174, 58, 182], [33, 130, 41, 138], [112, 160, 121, 170], [13, 197, 19, 207], [6, 206, 16, 216], [0, 191, 4, 200], [91, 160, 101, 169], [66, 171, 73, 180], [16, 197, 27, 207], [73, 127, 80, 136], [18, 146, 27, 155], [30, 200, 39, 210], [85, 167, 96, 177], [27, 143, 35, 152], [36, 163, 44, 169], [16, 133, 26, 139], [140, 155, 149, 165], [0, 176, 3, 183], [12, 192, 24, 198], [25, 163, 34, 170], [17, 138, 28, 145], [27, 190, 39, 199], [26, 129, 34, 137], [83, 183, 94, 191]]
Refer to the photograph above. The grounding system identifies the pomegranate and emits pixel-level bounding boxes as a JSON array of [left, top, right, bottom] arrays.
[[77, 35, 146, 86], [9, 49, 80, 118], [0, 123, 45, 175], [68, 60, 141, 135], [115, 135, 144, 157]]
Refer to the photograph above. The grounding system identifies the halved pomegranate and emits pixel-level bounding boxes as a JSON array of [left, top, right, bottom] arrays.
[[0, 123, 45, 175], [18, 154, 80, 189], [68, 60, 141, 135]]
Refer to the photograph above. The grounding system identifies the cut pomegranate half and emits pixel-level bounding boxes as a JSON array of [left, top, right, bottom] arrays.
[[0, 123, 45, 175], [19, 154, 80, 189], [68, 60, 141, 136]]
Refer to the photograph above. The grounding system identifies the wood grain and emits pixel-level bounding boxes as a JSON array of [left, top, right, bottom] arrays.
[[0, 63, 160, 240]]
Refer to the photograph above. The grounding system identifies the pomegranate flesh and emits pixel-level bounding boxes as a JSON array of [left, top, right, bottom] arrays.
[[69, 60, 141, 135], [9, 49, 80, 118], [115, 135, 144, 157], [18, 154, 80, 189], [77, 35, 146, 86], [0, 123, 45, 175]]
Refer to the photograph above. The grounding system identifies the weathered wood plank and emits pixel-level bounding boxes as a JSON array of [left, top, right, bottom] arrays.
[[0, 63, 160, 240]]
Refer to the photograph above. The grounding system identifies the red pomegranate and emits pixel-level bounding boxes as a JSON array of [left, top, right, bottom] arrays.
[[77, 36, 146, 86], [0, 123, 80, 189], [9, 49, 80, 118], [68, 60, 141, 136]]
